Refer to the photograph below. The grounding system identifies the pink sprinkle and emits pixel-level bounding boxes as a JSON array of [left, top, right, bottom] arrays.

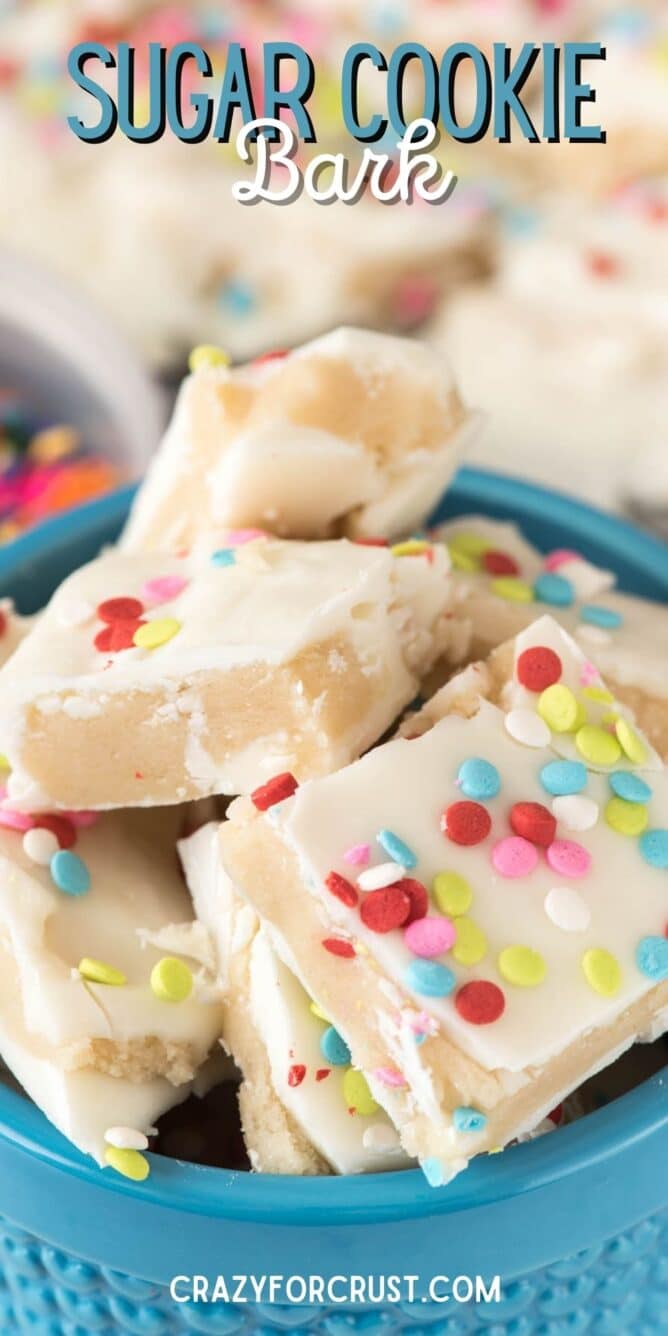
[[546, 839, 591, 879], [224, 529, 267, 547], [62, 811, 99, 829], [142, 575, 188, 607], [404, 916, 456, 958], [0, 807, 34, 832], [343, 843, 370, 867], [408, 1010, 438, 1037], [544, 549, 581, 571], [492, 836, 539, 878], [579, 661, 601, 687], [374, 1067, 407, 1088]]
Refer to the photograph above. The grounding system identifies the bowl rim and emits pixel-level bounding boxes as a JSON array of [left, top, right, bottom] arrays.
[[0, 470, 665, 1225]]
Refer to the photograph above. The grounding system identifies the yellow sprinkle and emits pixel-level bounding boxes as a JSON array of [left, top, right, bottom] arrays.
[[538, 684, 578, 733], [605, 797, 649, 837], [391, 540, 430, 557], [342, 1069, 378, 1116], [488, 1146, 503, 1155], [433, 871, 473, 917], [615, 718, 647, 765], [498, 945, 546, 988], [188, 345, 230, 373], [452, 916, 487, 966], [133, 618, 181, 650], [448, 531, 491, 559], [150, 957, 193, 1003], [28, 425, 80, 463], [79, 958, 126, 987], [105, 1146, 150, 1182], [448, 547, 479, 572], [309, 1000, 330, 1023], [601, 712, 621, 727], [0, 754, 9, 771], [582, 948, 621, 998], [576, 725, 622, 767], [490, 577, 534, 604], [581, 686, 614, 704]]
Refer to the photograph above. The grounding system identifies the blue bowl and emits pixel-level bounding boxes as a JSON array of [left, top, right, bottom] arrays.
[[0, 471, 665, 1335]]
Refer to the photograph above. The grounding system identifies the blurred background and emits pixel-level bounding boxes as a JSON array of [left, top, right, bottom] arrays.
[[0, 0, 666, 542]]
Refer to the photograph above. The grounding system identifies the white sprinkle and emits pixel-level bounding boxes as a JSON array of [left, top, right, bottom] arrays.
[[362, 1123, 400, 1153], [552, 794, 599, 832], [557, 558, 614, 601], [104, 1126, 149, 1151], [505, 708, 551, 749], [544, 887, 591, 933], [358, 861, 405, 891], [57, 598, 94, 628], [22, 827, 59, 865], [576, 624, 612, 647]]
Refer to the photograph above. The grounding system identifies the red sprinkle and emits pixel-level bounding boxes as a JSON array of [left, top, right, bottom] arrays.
[[516, 646, 563, 692], [510, 801, 557, 848], [0, 609, 6, 639], [288, 1064, 306, 1087], [354, 537, 389, 547], [548, 1103, 563, 1125], [316, 1069, 331, 1082], [325, 871, 358, 908], [396, 877, 429, 924], [455, 981, 505, 1025], [322, 938, 355, 958], [586, 250, 621, 279], [97, 597, 145, 624], [441, 801, 492, 846], [360, 885, 411, 933], [251, 772, 298, 811], [33, 814, 76, 850], [94, 620, 145, 653], [253, 349, 288, 364], [483, 550, 519, 576]]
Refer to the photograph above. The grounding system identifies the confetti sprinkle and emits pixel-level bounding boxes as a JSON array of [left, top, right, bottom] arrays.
[[455, 980, 505, 1025], [482, 550, 519, 576], [453, 1106, 487, 1133], [150, 957, 193, 1002], [492, 836, 539, 878], [288, 1064, 306, 1087], [374, 1066, 407, 1088], [498, 945, 546, 988], [636, 936, 668, 982], [615, 719, 647, 765], [546, 839, 592, 879], [605, 797, 649, 837], [251, 773, 298, 811], [544, 887, 591, 933], [538, 683, 579, 733], [211, 548, 236, 569], [457, 757, 501, 801], [360, 884, 411, 933], [580, 605, 623, 630], [343, 1069, 378, 1115], [533, 572, 575, 607], [324, 871, 358, 908], [22, 827, 59, 865], [404, 915, 456, 958], [95, 620, 144, 653], [322, 938, 355, 958], [79, 958, 126, 986], [405, 958, 456, 998], [50, 850, 90, 896], [576, 725, 622, 767], [376, 829, 417, 868], [141, 575, 188, 606], [188, 345, 230, 372], [391, 539, 430, 558], [451, 916, 487, 966], [320, 1026, 351, 1067], [343, 843, 370, 867], [551, 795, 599, 832], [582, 948, 621, 997], [357, 861, 404, 891], [505, 708, 551, 748], [432, 870, 472, 916], [639, 829, 668, 869], [609, 772, 652, 804], [133, 618, 181, 650], [104, 1146, 150, 1181], [441, 801, 491, 846], [510, 801, 557, 847], [490, 577, 534, 603], [34, 814, 76, 849], [97, 597, 144, 624], [516, 646, 562, 692]]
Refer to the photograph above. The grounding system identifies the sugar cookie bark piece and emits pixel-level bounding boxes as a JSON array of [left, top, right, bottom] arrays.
[[180, 822, 410, 1176], [0, 536, 460, 811], [220, 617, 668, 1185], [121, 327, 476, 549], [432, 515, 668, 759], [0, 803, 224, 1166]]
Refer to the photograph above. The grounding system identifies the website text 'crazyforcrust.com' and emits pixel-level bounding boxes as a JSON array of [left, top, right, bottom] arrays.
[[170, 1273, 502, 1305]]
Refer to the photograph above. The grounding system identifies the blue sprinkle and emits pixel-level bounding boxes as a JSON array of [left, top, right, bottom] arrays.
[[414, 1032, 427, 1046], [540, 760, 588, 797], [405, 959, 456, 998], [533, 572, 575, 608], [636, 937, 668, 982], [609, 771, 653, 805], [580, 605, 623, 630], [319, 1026, 351, 1067], [376, 829, 417, 869], [639, 829, 668, 870], [422, 1156, 447, 1187], [457, 757, 500, 802], [211, 549, 236, 568], [50, 850, 90, 897], [218, 279, 256, 317], [453, 1106, 488, 1134]]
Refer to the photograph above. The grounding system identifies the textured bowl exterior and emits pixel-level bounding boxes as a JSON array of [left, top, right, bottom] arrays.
[[0, 471, 665, 1334]]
